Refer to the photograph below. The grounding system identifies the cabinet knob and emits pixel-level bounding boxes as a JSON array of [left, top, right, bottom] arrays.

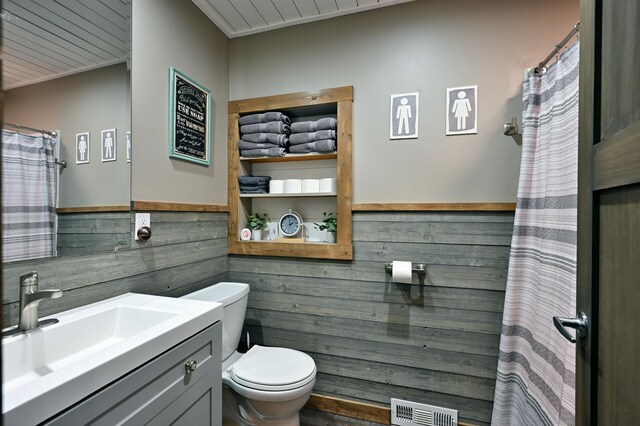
[[185, 360, 197, 373]]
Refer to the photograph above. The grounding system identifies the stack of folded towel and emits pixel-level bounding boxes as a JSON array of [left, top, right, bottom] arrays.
[[288, 117, 337, 154], [238, 175, 271, 194], [239, 112, 291, 158]]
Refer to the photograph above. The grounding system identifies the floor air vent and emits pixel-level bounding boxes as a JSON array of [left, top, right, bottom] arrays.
[[391, 398, 458, 426]]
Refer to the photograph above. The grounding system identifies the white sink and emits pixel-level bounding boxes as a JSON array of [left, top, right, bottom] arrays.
[[2, 293, 222, 425]]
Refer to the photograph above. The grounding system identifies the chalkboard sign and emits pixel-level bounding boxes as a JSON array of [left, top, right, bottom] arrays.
[[169, 67, 211, 165]]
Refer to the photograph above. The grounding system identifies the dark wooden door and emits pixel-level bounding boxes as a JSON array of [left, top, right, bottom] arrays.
[[577, 0, 640, 424]]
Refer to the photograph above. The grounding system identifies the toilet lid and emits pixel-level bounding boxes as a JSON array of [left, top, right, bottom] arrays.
[[230, 345, 316, 391]]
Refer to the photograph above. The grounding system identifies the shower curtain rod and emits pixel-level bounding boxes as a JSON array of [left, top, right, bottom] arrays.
[[533, 21, 580, 74], [4, 122, 58, 138]]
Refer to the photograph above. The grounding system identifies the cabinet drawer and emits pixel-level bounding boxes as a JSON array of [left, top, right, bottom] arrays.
[[45, 323, 222, 426]]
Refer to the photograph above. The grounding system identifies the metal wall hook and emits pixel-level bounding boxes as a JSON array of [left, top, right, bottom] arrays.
[[503, 117, 519, 136]]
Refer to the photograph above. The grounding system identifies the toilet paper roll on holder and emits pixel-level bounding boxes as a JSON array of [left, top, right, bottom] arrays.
[[384, 262, 427, 278]]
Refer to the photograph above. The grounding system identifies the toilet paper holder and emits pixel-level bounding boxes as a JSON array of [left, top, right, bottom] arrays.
[[384, 262, 427, 278]]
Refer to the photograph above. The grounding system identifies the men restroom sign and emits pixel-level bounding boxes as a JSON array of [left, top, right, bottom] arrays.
[[446, 85, 477, 135], [169, 67, 211, 165], [390, 92, 419, 139]]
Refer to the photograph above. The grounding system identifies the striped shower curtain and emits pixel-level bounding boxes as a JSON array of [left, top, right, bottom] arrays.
[[492, 41, 579, 426], [2, 131, 57, 262]]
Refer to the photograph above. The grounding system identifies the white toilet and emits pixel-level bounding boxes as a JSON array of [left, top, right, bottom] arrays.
[[182, 282, 316, 425]]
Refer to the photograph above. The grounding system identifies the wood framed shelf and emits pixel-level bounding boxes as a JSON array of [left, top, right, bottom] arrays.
[[228, 86, 353, 260], [239, 192, 337, 198]]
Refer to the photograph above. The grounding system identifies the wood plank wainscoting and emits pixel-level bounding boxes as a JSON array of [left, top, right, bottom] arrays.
[[231, 205, 515, 425], [2, 210, 230, 326]]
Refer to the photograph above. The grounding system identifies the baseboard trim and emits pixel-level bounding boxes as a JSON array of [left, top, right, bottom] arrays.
[[305, 394, 478, 426], [305, 394, 390, 424]]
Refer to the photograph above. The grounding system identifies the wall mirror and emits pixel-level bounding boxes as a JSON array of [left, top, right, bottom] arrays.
[[2, 0, 132, 262]]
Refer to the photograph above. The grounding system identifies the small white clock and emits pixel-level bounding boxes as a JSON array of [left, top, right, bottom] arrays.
[[278, 209, 303, 237], [240, 228, 252, 241]]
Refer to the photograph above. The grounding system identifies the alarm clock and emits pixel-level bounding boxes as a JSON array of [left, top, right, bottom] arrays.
[[278, 209, 303, 237]]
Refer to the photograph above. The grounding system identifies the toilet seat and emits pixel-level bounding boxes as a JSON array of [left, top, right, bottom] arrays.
[[229, 345, 316, 392]]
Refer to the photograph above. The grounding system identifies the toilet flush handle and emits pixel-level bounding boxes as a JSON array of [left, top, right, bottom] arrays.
[[185, 360, 197, 373]]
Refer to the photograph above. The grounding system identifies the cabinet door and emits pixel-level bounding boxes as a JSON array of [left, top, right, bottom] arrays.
[[147, 369, 221, 426], [44, 323, 222, 426]]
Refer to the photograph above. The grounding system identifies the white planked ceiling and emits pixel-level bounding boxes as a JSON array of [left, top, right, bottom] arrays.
[[192, 0, 416, 38], [1, 0, 130, 90]]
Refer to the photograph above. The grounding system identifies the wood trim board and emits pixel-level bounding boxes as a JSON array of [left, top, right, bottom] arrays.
[[130, 201, 229, 212], [229, 86, 353, 114], [57, 206, 130, 214], [352, 203, 516, 212]]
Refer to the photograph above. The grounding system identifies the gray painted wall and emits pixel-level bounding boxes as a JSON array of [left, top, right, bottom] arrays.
[[4, 63, 130, 208], [229, 0, 579, 203], [131, 0, 229, 205], [230, 211, 514, 425], [2, 212, 229, 327]]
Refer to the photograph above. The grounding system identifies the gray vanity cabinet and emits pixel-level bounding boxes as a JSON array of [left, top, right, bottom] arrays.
[[44, 323, 222, 426]]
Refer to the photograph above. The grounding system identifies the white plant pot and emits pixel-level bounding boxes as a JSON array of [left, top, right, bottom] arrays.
[[252, 229, 262, 241], [326, 231, 336, 243]]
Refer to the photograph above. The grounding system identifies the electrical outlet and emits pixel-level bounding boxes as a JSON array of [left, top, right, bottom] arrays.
[[134, 213, 151, 240]]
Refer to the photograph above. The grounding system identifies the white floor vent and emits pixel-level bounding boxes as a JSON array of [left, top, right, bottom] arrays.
[[391, 398, 458, 426]]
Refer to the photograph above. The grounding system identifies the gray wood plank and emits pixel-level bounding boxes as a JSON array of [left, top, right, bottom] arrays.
[[233, 271, 505, 312], [246, 325, 497, 379], [4, 263, 228, 326], [230, 257, 508, 290], [247, 291, 503, 334], [300, 408, 385, 426], [353, 241, 511, 267], [310, 353, 496, 401], [129, 220, 228, 247], [313, 374, 492, 425], [3, 239, 228, 302], [354, 220, 513, 246], [244, 309, 500, 356]]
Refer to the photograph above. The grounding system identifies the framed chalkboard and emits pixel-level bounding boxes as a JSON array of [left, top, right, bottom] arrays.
[[169, 67, 211, 165]]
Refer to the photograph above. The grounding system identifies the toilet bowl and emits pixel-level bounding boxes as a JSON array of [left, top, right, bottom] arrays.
[[182, 282, 316, 425]]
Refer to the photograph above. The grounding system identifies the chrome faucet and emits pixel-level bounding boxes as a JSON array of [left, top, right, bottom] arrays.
[[17, 272, 63, 332]]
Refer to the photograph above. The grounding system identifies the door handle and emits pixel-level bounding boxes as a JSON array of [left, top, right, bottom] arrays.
[[553, 312, 588, 343]]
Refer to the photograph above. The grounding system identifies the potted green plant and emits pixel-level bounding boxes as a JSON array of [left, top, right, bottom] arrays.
[[246, 213, 269, 241], [314, 212, 337, 243]]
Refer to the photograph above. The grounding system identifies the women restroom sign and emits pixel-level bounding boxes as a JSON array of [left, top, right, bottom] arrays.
[[446, 85, 477, 135], [390, 92, 419, 139]]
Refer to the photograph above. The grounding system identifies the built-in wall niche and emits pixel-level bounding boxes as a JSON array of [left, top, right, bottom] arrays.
[[228, 86, 353, 260]]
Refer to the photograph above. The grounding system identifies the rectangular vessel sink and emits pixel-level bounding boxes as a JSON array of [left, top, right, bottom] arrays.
[[2, 293, 222, 425]]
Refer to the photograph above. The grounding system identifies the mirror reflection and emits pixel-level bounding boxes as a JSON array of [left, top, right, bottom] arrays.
[[1, 0, 131, 262]]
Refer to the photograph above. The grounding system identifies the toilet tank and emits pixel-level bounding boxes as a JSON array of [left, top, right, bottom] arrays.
[[181, 282, 249, 361]]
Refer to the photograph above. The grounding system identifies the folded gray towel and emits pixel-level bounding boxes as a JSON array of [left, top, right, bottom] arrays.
[[240, 188, 269, 194], [291, 117, 337, 133], [238, 175, 271, 186], [240, 122, 290, 135], [241, 133, 289, 146], [239, 112, 291, 126], [239, 184, 268, 191], [238, 140, 280, 150], [240, 147, 286, 157], [289, 130, 336, 145], [288, 139, 336, 153]]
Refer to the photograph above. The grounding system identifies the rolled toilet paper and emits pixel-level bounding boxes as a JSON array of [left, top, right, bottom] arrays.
[[284, 179, 302, 193], [392, 260, 413, 284], [319, 178, 337, 193], [302, 179, 320, 193], [270, 180, 284, 194]]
